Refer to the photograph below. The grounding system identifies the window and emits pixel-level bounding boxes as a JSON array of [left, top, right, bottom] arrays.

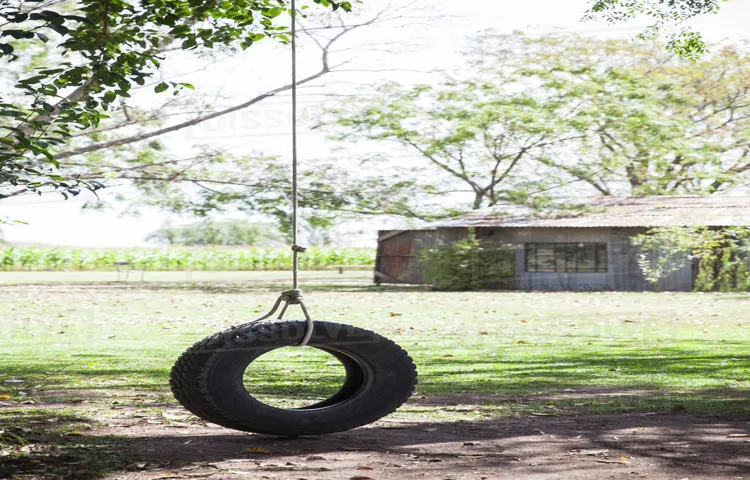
[[525, 243, 608, 273]]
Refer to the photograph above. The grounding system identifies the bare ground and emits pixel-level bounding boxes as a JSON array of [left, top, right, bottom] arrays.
[[3, 390, 749, 479], [100, 411, 750, 480]]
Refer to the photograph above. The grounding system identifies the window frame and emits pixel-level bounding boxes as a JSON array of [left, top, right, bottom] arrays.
[[525, 242, 608, 273]]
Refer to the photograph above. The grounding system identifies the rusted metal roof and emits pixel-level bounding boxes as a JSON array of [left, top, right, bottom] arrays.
[[434, 196, 750, 228]]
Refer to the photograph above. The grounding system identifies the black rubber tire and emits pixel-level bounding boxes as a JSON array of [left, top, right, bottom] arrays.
[[170, 321, 417, 436]]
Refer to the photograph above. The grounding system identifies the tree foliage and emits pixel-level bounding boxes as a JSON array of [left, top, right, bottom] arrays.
[[493, 34, 750, 197], [146, 220, 282, 246], [320, 33, 750, 217], [0, 0, 351, 199], [420, 238, 515, 291], [322, 77, 583, 211], [631, 226, 750, 291], [583, 0, 729, 60]]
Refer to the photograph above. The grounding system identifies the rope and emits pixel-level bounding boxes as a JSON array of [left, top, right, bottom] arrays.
[[238, 0, 314, 347], [291, 0, 301, 291], [289, 0, 314, 346]]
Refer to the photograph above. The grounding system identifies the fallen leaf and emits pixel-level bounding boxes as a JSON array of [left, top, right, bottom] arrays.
[[441, 354, 454, 358], [517, 340, 530, 345], [67, 430, 83, 436], [356, 466, 374, 470], [0, 395, 11, 400], [389, 312, 402, 317], [243, 446, 271, 454]]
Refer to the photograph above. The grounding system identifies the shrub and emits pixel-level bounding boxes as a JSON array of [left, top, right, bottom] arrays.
[[631, 226, 750, 292], [420, 239, 515, 291]]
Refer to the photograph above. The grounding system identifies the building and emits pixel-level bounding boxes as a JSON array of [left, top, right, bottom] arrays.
[[374, 196, 750, 291]]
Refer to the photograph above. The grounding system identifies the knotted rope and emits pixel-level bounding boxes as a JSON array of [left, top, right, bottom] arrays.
[[242, 0, 314, 347]]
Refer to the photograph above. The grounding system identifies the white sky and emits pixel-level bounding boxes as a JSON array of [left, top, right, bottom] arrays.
[[3, 0, 750, 247]]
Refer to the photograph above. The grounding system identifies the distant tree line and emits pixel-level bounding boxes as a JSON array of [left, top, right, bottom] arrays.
[[147, 220, 282, 246]]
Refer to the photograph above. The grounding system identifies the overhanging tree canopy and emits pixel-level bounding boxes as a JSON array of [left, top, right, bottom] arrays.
[[0, 0, 351, 199], [584, 0, 730, 59]]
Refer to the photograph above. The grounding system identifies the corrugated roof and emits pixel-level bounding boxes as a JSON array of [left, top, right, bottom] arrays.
[[434, 196, 750, 228]]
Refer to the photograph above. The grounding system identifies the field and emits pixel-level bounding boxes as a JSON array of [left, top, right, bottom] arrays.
[[1, 273, 749, 479], [0, 246, 375, 271]]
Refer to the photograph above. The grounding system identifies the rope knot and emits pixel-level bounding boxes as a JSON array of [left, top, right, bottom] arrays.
[[291, 244, 307, 253], [281, 289, 303, 304]]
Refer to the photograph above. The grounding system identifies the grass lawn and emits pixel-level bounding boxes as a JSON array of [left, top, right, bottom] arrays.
[[1, 272, 749, 477]]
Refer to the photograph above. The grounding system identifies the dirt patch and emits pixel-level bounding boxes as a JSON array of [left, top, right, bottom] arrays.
[[410, 387, 669, 406], [93, 412, 750, 480]]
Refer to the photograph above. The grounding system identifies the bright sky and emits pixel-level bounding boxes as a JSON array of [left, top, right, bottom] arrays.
[[3, 0, 750, 247]]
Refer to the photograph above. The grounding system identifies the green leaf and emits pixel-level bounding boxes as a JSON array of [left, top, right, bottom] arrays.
[[154, 82, 170, 93], [47, 22, 70, 36], [2, 30, 35, 40], [181, 37, 198, 49], [263, 7, 284, 18]]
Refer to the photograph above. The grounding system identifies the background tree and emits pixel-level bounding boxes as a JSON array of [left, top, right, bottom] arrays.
[[317, 59, 590, 215], [318, 32, 750, 218], [477, 33, 750, 197], [147, 220, 282, 246]]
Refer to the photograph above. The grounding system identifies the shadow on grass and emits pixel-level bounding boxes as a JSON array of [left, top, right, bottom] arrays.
[[2, 340, 748, 417], [0, 411, 134, 480]]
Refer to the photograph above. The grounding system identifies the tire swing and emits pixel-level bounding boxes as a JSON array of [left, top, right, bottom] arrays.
[[168, 1, 417, 436]]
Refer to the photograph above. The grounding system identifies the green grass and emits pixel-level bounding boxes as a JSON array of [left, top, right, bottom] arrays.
[[1, 274, 749, 476]]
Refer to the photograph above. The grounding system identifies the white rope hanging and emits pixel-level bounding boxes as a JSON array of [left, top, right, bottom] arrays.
[[234, 0, 314, 347], [290, 0, 304, 291]]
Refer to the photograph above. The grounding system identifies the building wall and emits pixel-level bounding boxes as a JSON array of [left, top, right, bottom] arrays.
[[375, 229, 438, 284], [436, 226, 694, 292]]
